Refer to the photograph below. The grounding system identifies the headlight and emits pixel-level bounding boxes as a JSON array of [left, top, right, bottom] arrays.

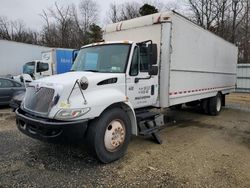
[[55, 108, 90, 120]]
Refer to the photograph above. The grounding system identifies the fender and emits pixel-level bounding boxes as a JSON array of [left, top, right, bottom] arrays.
[[85, 88, 138, 135], [122, 101, 138, 136]]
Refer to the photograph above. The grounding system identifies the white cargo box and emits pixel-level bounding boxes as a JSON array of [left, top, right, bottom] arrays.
[[104, 11, 238, 108]]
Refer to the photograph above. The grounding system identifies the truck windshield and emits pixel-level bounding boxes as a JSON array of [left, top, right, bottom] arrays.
[[71, 44, 130, 73], [23, 62, 35, 74]]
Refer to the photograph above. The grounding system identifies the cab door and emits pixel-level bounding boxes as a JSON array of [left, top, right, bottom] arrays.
[[34, 62, 50, 79], [126, 44, 158, 109]]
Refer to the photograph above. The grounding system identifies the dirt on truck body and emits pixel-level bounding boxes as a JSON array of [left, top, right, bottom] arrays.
[[0, 93, 250, 187]]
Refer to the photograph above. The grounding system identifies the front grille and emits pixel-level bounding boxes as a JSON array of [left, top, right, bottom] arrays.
[[24, 86, 55, 114]]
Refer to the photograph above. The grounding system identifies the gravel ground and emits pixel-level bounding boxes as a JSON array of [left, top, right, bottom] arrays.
[[0, 93, 250, 187]]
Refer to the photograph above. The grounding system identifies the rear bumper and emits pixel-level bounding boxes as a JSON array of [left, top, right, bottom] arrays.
[[16, 108, 88, 143]]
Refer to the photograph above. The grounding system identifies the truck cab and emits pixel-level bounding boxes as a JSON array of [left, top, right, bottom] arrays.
[[16, 41, 158, 163], [23, 60, 52, 80], [71, 41, 158, 108], [21, 48, 76, 82]]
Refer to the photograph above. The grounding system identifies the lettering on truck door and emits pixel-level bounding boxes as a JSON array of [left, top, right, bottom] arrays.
[[126, 45, 158, 109]]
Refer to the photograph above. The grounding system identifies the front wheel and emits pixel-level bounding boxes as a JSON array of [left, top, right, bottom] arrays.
[[86, 108, 131, 163]]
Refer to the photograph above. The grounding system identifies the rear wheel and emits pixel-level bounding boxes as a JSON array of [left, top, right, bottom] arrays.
[[208, 93, 222, 116], [201, 99, 209, 114], [86, 108, 131, 163]]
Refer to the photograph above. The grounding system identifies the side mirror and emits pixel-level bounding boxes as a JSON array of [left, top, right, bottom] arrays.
[[149, 65, 158, 76], [148, 44, 157, 65]]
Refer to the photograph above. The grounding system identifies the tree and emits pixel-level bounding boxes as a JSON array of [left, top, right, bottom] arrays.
[[139, 4, 158, 16], [187, 0, 219, 29], [106, 2, 140, 23], [39, 0, 101, 48], [107, 3, 120, 23], [106, 1, 182, 24], [79, 0, 98, 32], [231, 0, 244, 43], [87, 23, 103, 43], [120, 2, 141, 20], [239, 0, 250, 63], [40, 2, 75, 47], [0, 16, 39, 44], [213, 0, 230, 37]]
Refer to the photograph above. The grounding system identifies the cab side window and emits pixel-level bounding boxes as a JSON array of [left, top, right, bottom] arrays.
[[140, 47, 149, 72], [129, 47, 139, 76], [37, 62, 49, 73]]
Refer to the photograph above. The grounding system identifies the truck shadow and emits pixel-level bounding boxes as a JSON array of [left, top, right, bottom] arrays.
[[164, 106, 206, 125], [24, 141, 101, 170]]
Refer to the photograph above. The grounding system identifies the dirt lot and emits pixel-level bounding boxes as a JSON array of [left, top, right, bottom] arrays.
[[0, 93, 250, 187]]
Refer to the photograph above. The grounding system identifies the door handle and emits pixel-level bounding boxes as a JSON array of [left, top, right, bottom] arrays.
[[151, 85, 154, 95]]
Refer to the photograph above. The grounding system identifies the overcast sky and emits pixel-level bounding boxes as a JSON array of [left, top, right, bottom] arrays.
[[0, 0, 140, 31], [0, 0, 180, 31]]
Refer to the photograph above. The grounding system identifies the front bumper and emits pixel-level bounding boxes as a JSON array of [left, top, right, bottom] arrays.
[[9, 99, 21, 111], [16, 108, 88, 143]]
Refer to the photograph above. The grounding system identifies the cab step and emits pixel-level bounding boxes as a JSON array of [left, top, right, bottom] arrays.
[[135, 110, 165, 144]]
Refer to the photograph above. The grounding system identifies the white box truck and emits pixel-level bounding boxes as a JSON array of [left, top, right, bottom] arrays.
[[16, 11, 238, 163], [0, 40, 50, 77], [14, 48, 77, 82]]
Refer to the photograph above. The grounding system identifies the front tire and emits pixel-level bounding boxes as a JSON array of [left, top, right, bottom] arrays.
[[86, 108, 131, 163]]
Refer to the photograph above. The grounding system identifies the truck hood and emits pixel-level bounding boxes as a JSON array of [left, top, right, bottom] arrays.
[[23, 71, 127, 119], [32, 71, 124, 87]]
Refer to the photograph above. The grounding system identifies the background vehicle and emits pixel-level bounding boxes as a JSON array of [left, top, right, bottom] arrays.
[[0, 77, 25, 106], [15, 48, 76, 82], [0, 40, 50, 77], [16, 11, 238, 163], [9, 91, 25, 111]]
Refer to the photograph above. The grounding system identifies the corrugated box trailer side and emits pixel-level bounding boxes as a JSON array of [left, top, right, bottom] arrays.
[[167, 14, 238, 107]]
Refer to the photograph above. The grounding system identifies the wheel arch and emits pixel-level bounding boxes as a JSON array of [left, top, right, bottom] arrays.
[[99, 102, 138, 136]]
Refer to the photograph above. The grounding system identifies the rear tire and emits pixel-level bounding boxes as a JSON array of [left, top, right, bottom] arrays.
[[201, 99, 209, 114], [86, 108, 131, 163], [208, 93, 222, 116]]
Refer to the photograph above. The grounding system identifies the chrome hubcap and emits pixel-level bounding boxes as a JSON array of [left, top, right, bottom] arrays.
[[104, 120, 125, 152]]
